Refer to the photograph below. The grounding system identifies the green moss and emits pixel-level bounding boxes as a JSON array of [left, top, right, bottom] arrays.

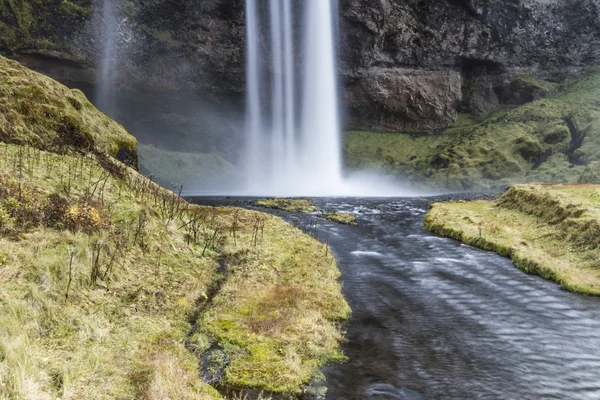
[[425, 184, 600, 296], [255, 198, 318, 213], [345, 70, 600, 191], [121, 0, 135, 17], [326, 212, 358, 225], [59, 1, 91, 18], [138, 24, 184, 48], [512, 72, 559, 95], [0, 56, 137, 161], [0, 0, 90, 51]]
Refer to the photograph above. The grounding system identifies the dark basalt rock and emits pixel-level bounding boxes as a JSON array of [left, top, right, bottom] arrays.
[[2, 0, 600, 135]]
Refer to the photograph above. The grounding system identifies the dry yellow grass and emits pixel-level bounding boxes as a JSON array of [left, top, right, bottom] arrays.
[[425, 184, 600, 295], [0, 143, 349, 398], [0, 56, 349, 398]]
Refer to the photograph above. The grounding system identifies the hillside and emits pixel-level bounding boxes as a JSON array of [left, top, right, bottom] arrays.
[[0, 56, 349, 399], [345, 71, 600, 191]]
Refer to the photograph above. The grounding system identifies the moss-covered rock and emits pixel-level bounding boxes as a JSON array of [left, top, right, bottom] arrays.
[[344, 69, 600, 191], [326, 212, 358, 225], [0, 55, 137, 165], [0, 0, 90, 53], [255, 198, 318, 213]]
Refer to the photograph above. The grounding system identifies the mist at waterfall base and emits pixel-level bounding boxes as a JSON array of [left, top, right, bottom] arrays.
[[92, 0, 418, 197], [240, 0, 414, 197]]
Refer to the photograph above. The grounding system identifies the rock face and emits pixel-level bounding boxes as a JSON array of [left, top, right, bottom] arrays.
[[2, 0, 600, 135], [339, 0, 600, 131]]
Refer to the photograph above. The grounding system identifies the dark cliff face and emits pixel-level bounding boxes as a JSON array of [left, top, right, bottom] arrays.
[[2, 0, 600, 135], [339, 0, 600, 131]]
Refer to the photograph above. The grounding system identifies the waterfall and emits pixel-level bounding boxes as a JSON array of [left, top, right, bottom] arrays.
[[245, 0, 344, 196], [96, 0, 118, 116]]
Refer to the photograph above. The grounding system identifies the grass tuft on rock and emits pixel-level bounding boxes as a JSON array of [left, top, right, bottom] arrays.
[[255, 198, 318, 213], [425, 184, 600, 295], [325, 212, 358, 225]]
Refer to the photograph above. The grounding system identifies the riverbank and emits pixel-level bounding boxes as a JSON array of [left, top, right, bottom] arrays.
[[0, 56, 349, 399], [425, 184, 600, 295]]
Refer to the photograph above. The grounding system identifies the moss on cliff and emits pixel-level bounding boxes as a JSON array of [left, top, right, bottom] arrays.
[[0, 0, 90, 52], [345, 70, 600, 191], [425, 184, 600, 295]]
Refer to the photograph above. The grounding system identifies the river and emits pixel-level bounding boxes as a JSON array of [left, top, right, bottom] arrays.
[[193, 197, 600, 400]]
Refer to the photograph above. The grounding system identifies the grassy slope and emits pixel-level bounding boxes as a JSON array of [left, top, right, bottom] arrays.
[[345, 71, 600, 191], [0, 58, 350, 399], [0, 56, 136, 162], [425, 185, 600, 295]]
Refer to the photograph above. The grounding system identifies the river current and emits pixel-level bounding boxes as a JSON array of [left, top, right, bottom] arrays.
[[194, 197, 600, 400]]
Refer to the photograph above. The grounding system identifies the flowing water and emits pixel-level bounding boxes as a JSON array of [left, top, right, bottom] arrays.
[[244, 0, 344, 196], [195, 196, 600, 400], [96, 0, 119, 115]]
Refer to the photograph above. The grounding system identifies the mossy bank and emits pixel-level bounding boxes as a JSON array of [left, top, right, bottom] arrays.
[[425, 184, 600, 295], [345, 70, 600, 191], [0, 56, 350, 399]]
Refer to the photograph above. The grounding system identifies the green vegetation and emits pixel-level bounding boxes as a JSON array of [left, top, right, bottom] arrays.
[[325, 212, 358, 225], [425, 184, 600, 295], [255, 198, 318, 213], [0, 0, 90, 51], [138, 24, 184, 48], [58, 1, 91, 18], [0, 59, 350, 398], [138, 143, 239, 188], [511, 72, 559, 96], [0, 56, 137, 163], [255, 199, 362, 227], [345, 70, 600, 191]]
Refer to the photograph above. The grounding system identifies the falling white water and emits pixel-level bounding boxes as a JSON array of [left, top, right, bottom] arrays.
[[96, 0, 118, 115], [242, 0, 415, 197], [245, 0, 345, 196]]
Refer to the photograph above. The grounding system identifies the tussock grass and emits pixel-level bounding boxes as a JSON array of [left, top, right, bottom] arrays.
[[0, 144, 221, 399], [425, 184, 600, 295], [0, 142, 350, 398], [325, 212, 358, 225]]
